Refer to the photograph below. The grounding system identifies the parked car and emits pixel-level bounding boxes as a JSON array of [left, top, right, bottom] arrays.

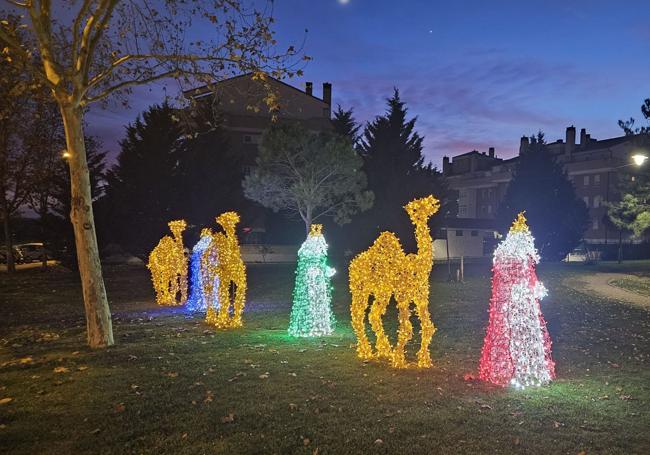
[[0, 245, 24, 264], [16, 243, 52, 262], [564, 245, 601, 263]]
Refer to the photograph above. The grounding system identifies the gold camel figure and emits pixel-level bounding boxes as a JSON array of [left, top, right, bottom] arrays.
[[349, 195, 440, 368], [148, 220, 188, 306], [204, 212, 247, 329]]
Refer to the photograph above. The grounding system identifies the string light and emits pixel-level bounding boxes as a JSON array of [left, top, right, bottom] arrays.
[[148, 220, 188, 306], [204, 212, 247, 329], [479, 212, 555, 388], [349, 195, 440, 368], [288, 224, 336, 337], [186, 228, 213, 313]]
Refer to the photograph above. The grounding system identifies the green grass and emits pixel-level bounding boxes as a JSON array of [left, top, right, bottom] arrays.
[[1, 262, 649, 454]]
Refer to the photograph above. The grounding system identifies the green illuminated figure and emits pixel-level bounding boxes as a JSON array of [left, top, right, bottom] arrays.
[[288, 224, 336, 337]]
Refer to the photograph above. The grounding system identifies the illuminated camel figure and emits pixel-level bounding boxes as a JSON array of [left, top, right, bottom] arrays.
[[349, 195, 440, 368], [204, 212, 247, 328], [148, 220, 188, 306]]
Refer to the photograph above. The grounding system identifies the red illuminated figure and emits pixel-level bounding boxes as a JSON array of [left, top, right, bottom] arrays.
[[479, 213, 555, 388]]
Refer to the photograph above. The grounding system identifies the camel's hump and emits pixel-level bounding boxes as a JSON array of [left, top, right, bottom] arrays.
[[372, 231, 404, 252]]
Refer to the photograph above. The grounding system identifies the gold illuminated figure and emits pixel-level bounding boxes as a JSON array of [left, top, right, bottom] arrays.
[[148, 220, 188, 306], [204, 212, 247, 329], [349, 195, 440, 368]]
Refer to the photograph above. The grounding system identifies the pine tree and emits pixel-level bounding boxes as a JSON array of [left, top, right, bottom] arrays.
[[288, 224, 336, 337], [496, 132, 589, 261], [331, 105, 361, 145], [479, 213, 555, 388], [104, 103, 183, 255], [352, 89, 452, 249]]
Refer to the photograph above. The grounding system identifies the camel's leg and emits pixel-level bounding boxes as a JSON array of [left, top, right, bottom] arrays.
[[368, 292, 392, 359], [350, 290, 373, 360], [216, 278, 231, 328], [415, 298, 435, 368], [179, 265, 188, 305], [392, 300, 413, 368], [231, 276, 246, 328]]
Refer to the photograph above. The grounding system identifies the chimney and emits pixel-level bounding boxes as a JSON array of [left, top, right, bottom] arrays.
[[322, 82, 332, 106], [580, 128, 587, 147], [519, 136, 529, 155], [488, 147, 495, 158], [305, 81, 313, 96], [442, 156, 450, 175], [565, 126, 575, 156]]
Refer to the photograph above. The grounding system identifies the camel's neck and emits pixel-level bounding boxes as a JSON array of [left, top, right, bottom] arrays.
[[413, 220, 433, 270]]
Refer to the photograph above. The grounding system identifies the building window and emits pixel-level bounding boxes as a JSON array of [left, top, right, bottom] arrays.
[[594, 174, 600, 185], [593, 195, 601, 208], [470, 230, 478, 237], [459, 205, 467, 216], [583, 196, 590, 207], [455, 230, 464, 236], [592, 218, 599, 230], [583, 175, 590, 186], [487, 204, 492, 215]]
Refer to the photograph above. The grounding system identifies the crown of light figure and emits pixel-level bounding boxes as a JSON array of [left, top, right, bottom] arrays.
[[309, 224, 323, 236], [510, 211, 529, 233]]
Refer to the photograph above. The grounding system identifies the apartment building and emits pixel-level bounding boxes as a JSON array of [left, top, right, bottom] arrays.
[[443, 127, 649, 244]]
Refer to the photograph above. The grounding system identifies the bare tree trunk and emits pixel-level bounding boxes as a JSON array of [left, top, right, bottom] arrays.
[[2, 211, 15, 273], [60, 105, 113, 348]]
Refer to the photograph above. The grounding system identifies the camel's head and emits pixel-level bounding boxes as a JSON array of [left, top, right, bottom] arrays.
[[216, 211, 240, 232], [199, 227, 213, 238], [404, 195, 440, 223], [168, 220, 187, 238]]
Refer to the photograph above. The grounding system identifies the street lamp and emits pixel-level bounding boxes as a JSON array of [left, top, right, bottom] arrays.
[[631, 153, 648, 167]]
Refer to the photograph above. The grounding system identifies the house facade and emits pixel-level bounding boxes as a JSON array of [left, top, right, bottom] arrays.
[[443, 127, 649, 245]]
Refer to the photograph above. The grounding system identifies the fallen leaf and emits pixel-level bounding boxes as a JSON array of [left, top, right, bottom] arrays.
[[53, 367, 69, 373], [221, 413, 235, 423], [303, 438, 310, 446], [374, 439, 383, 444], [114, 403, 126, 413], [0, 398, 13, 405], [259, 373, 269, 379]]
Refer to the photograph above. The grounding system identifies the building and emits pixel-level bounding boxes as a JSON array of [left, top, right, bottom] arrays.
[[183, 74, 334, 245], [185, 74, 333, 168], [443, 127, 649, 245]]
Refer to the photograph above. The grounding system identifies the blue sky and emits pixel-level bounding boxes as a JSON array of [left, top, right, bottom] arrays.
[[87, 0, 650, 167]]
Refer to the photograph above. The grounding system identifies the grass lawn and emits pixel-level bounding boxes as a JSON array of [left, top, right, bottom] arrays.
[[1, 261, 649, 454]]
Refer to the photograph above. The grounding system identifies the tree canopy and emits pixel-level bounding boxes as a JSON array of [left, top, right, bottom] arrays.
[[243, 123, 373, 234], [496, 132, 589, 261], [351, 89, 453, 250]]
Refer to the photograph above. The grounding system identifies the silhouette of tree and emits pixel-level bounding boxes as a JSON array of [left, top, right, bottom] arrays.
[[618, 98, 650, 135], [331, 105, 361, 145], [104, 103, 183, 255], [353, 89, 453, 250], [496, 132, 589, 261]]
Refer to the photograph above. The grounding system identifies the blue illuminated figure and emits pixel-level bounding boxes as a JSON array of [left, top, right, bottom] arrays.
[[186, 229, 213, 313]]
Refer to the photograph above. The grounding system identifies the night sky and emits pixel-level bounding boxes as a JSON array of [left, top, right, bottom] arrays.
[[87, 0, 650, 167]]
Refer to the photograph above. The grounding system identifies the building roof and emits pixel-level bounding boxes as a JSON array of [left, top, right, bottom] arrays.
[[183, 73, 330, 107]]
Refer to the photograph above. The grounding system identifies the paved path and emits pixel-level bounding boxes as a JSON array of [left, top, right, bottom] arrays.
[[564, 272, 649, 309]]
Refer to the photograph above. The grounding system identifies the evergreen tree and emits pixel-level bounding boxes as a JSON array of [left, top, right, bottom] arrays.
[[496, 132, 589, 261], [331, 105, 361, 145], [104, 103, 183, 255], [353, 89, 453, 249]]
